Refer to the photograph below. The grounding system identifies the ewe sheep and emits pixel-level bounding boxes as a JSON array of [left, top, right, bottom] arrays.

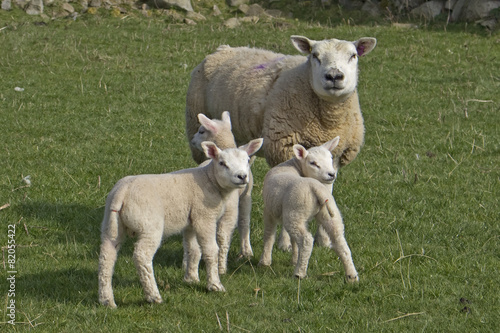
[[98, 139, 263, 308], [258, 137, 358, 281], [190, 111, 256, 258], [185, 35, 376, 168]]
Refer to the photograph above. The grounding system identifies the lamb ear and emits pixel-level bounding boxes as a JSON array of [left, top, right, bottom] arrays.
[[291, 35, 314, 55], [322, 136, 340, 152], [354, 38, 377, 56], [221, 111, 232, 129], [201, 141, 221, 160], [293, 144, 308, 160], [239, 138, 263, 157], [197, 114, 218, 134]]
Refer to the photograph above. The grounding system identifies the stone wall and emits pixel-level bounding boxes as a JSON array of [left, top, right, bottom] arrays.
[[1, 0, 499, 30]]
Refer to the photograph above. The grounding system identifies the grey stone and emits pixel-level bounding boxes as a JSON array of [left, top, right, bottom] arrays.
[[25, 0, 44, 15], [224, 17, 240, 28], [361, 0, 382, 17], [227, 0, 248, 7], [186, 11, 206, 21], [246, 3, 264, 17], [1, 0, 12, 11], [463, 0, 500, 21], [149, 0, 193, 12], [411, 1, 445, 20]]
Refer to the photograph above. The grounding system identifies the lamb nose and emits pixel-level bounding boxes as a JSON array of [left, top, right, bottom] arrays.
[[237, 174, 247, 181], [328, 173, 336, 180]]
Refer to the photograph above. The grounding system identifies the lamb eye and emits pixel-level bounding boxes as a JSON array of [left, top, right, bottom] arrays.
[[349, 54, 357, 62], [198, 128, 205, 134], [219, 161, 228, 168], [310, 161, 319, 168], [312, 52, 320, 63]]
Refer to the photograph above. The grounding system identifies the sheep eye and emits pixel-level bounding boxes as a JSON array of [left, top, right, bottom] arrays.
[[198, 127, 205, 134], [219, 161, 228, 168], [312, 52, 320, 63], [349, 54, 357, 62]]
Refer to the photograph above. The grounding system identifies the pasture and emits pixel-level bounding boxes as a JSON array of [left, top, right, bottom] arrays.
[[1, 6, 499, 332]]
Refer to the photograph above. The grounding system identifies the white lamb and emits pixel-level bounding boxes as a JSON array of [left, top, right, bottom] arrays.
[[190, 111, 256, 258], [98, 139, 263, 308], [258, 137, 358, 281], [185, 35, 376, 169]]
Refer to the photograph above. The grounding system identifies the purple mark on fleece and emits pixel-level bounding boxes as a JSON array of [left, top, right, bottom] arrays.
[[253, 56, 286, 70]]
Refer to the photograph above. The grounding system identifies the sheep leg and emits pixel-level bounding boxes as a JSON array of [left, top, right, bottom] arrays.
[[133, 233, 163, 304], [196, 231, 225, 292], [237, 190, 253, 258], [277, 228, 292, 252], [318, 206, 359, 282], [288, 225, 314, 279], [217, 196, 239, 275], [258, 213, 278, 266], [183, 226, 201, 284], [186, 63, 210, 164], [98, 236, 123, 308]]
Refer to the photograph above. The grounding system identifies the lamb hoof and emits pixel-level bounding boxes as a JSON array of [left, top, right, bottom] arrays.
[[278, 242, 292, 252], [294, 271, 307, 279], [207, 283, 226, 292], [346, 274, 359, 283], [315, 235, 332, 248], [184, 275, 200, 284], [145, 295, 163, 304], [239, 248, 254, 258], [258, 259, 271, 267], [100, 298, 117, 308]]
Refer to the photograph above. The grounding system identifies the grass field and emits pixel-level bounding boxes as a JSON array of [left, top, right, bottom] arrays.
[[1, 5, 499, 332]]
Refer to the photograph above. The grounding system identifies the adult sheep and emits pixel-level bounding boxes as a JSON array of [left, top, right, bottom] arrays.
[[186, 35, 377, 168]]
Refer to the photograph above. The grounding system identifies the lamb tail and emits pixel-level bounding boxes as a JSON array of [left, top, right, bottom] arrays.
[[101, 183, 127, 240], [311, 183, 336, 217]]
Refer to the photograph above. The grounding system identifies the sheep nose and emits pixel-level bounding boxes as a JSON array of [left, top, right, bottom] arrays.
[[328, 172, 336, 180], [237, 174, 247, 181], [325, 69, 344, 83]]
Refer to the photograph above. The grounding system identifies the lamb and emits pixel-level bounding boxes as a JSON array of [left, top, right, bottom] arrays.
[[258, 137, 358, 282], [190, 111, 256, 258], [185, 35, 376, 169], [98, 139, 263, 308]]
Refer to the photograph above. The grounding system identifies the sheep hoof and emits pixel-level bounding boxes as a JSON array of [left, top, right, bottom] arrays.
[[346, 274, 359, 283], [258, 259, 271, 267], [294, 271, 307, 279], [207, 283, 226, 292]]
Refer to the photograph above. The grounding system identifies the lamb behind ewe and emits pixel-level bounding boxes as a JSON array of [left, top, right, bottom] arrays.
[[186, 35, 376, 168], [98, 139, 263, 308], [258, 137, 358, 281], [190, 111, 256, 258]]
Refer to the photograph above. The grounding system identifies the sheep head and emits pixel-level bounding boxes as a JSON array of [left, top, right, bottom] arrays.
[[291, 35, 376, 102], [293, 136, 340, 184], [202, 138, 262, 189]]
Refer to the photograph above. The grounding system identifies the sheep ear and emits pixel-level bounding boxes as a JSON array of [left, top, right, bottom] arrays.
[[322, 136, 340, 152], [221, 111, 232, 129], [197, 114, 218, 134], [291, 35, 313, 55], [354, 38, 377, 56], [293, 144, 308, 160], [201, 141, 220, 160], [239, 138, 263, 157]]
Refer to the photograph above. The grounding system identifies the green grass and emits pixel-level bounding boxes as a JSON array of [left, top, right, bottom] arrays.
[[1, 6, 499, 332]]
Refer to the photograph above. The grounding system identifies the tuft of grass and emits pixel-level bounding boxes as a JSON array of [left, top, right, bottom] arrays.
[[1, 7, 499, 333]]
